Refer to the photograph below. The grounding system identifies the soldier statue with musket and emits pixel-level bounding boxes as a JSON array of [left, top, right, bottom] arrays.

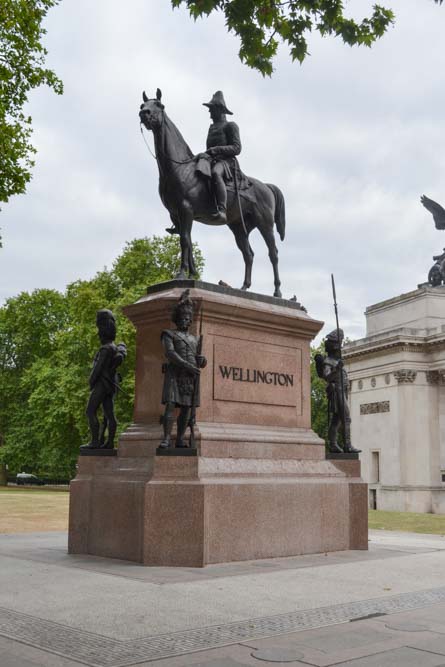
[[315, 329, 360, 454], [160, 290, 206, 449], [81, 309, 127, 452]]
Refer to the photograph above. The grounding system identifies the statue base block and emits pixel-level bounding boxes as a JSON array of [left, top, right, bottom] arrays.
[[155, 447, 197, 456], [69, 280, 368, 566], [78, 448, 117, 457]]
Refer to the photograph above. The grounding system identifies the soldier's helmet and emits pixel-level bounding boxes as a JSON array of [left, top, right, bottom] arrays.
[[172, 289, 194, 325], [325, 328, 344, 353], [203, 91, 233, 115], [96, 309, 116, 341]]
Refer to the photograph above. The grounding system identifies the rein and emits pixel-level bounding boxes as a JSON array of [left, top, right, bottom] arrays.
[[139, 115, 195, 166]]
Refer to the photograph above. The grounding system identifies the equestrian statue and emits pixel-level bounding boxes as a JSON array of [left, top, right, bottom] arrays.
[[139, 89, 286, 298]]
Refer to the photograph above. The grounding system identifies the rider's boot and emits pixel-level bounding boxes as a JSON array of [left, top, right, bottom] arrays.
[[212, 206, 227, 224], [165, 225, 179, 235], [211, 175, 227, 223]]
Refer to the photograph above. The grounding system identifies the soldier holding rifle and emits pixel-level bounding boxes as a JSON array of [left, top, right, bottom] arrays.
[[81, 309, 127, 451]]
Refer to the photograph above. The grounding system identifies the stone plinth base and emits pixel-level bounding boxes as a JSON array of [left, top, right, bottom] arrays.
[[144, 455, 367, 567], [69, 447, 367, 566], [69, 280, 368, 566]]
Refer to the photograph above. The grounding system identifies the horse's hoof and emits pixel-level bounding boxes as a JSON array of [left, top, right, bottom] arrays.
[[175, 272, 187, 281], [240, 285, 250, 291], [274, 289, 282, 298]]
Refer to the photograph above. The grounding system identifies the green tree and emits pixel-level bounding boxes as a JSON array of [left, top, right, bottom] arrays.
[[0, 236, 204, 479], [0, 0, 62, 205], [172, 0, 442, 76], [310, 342, 328, 443]]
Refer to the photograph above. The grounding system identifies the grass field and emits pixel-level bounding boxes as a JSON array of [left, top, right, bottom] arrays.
[[368, 509, 445, 535], [0, 487, 69, 533], [1, 487, 445, 536]]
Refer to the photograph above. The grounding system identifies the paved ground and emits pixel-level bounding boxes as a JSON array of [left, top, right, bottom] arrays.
[[1, 530, 445, 666]]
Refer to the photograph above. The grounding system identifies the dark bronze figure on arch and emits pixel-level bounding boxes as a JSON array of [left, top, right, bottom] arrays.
[[139, 88, 286, 297], [421, 195, 445, 286]]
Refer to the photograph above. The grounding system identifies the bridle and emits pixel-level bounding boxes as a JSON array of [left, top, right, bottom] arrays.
[[139, 106, 195, 166]]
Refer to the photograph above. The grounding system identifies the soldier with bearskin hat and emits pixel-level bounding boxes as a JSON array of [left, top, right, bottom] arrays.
[[159, 290, 207, 449], [81, 310, 127, 451]]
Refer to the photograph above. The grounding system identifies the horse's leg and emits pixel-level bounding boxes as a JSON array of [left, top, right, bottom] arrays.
[[176, 206, 194, 280], [258, 215, 282, 298], [228, 223, 254, 291]]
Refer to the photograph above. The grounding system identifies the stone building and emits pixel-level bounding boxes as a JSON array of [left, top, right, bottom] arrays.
[[343, 285, 445, 513]]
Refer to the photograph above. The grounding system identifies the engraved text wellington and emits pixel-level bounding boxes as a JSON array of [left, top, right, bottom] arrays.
[[219, 365, 294, 387]]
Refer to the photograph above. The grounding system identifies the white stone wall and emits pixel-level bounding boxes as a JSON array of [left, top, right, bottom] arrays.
[[344, 286, 445, 514]]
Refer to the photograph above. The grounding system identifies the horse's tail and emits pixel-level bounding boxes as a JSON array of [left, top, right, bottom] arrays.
[[266, 183, 286, 241]]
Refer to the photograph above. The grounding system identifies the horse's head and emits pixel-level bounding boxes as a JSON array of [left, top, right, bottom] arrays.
[[139, 88, 164, 131]]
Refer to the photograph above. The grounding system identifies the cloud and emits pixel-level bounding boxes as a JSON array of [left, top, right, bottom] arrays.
[[1, 0, 445, 343]]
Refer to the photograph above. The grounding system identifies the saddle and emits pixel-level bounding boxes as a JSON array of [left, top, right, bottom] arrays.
[[195, 156, 253, 199]]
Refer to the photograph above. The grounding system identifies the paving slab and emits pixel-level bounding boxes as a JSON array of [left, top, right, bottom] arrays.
[[322, 646, 445, 666], [1, 531, 445, 666]]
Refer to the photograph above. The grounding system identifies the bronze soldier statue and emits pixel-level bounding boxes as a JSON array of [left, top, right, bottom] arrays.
[[165, 90, 241, 233], [315, 329, 360, 454], [160, 290, 206, 449], [201, 90, 241, 224], [81, 310, 127, 451]]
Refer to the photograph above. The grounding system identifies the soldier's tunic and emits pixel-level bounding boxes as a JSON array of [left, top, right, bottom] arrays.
[[161, 329, 200, 407], [89, 342, 121, 396], [322, 356, 349, 413], [206, 120, 241, 181]]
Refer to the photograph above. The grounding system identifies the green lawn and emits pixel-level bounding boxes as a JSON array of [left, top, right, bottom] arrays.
[[0, 487, 69, 533], [369, 509, 445, 535], [0, 488, 445, 536]]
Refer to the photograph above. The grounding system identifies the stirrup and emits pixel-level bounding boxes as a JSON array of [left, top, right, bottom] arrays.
[[211, 208, 227, 223]]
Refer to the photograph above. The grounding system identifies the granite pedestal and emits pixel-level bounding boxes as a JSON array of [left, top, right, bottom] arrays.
[[69, 281, 368, 566]]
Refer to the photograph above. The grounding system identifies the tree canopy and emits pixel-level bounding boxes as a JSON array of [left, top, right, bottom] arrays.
[[172, 0, 442, 76], [0, 0, 62, 205], [310, 342, 328, 444], [0, 236, 204, 479]]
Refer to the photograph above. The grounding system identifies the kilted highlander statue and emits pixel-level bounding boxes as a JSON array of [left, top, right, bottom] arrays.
[[160, 290, 206, 449]]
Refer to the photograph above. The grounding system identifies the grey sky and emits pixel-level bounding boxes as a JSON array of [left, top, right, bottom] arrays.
[[1, 0, 444, 340]]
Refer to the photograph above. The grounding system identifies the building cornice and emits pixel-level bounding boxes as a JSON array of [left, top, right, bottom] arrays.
[[344, 333, 445, 361]]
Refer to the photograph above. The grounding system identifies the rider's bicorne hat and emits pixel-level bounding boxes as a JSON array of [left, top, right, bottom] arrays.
[[203, 91, 233, 115]]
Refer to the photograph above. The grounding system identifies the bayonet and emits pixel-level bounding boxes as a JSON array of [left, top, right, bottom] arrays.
[[331, 273, 346, 444]]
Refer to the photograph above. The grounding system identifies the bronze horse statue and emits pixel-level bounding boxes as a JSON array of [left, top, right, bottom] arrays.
[[139, 89, 286, 297]]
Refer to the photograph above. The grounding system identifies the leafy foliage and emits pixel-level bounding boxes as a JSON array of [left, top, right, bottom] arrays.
[[0, 236, 204, 478], [310, 342, 328, 443], [172, 1, 442, 75], [0, 0, 62, 204]]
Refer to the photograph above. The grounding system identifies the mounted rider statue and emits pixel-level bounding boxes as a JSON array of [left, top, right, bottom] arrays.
[[166, 90, 242, 232], [200, 91, 241, 224], [139, 88, 286, 298]]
